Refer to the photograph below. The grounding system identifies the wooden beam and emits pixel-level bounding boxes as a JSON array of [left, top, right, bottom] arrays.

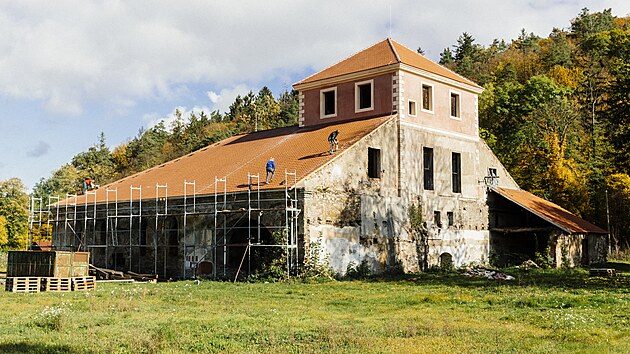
[[491, 227, 555, 234]]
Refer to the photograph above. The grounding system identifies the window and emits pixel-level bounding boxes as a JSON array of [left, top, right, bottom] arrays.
[[355, 79, 374, 112], [450, 92, 460, 118], [368, 148, 381, 178], [423, 147, 434, 190], [434, 211, 442, 228], [408, 100, 417, 116], [447, 212, 454, 226], [320, 87, 337, 118], [421, 84, 433, 112], [452, 152, 461, 193]]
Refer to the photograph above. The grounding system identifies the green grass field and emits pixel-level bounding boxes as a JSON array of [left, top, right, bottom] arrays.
[[0, 267, 628, 353]]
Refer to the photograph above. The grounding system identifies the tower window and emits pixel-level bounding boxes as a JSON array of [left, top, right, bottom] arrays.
[[422, 84, 433, 112], [320, 87, 337, 118], [450, 92, 460, 118], [355, 79, 374, 112]]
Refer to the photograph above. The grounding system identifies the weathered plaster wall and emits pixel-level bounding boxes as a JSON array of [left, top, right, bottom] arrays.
[[301, 119, 411, 274], [300, 114, 511, 274]]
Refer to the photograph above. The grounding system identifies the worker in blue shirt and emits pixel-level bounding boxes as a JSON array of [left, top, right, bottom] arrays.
[[265, 157, 276, 183]]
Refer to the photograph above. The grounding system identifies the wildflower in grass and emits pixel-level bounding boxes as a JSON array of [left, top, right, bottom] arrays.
[[33, 304, 70, 331]]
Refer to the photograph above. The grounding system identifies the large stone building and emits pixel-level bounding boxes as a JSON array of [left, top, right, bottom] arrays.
[[48, 39, 607, 278]]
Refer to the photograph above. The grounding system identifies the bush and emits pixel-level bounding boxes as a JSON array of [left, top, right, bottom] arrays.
[[345, 260, 371, 279]]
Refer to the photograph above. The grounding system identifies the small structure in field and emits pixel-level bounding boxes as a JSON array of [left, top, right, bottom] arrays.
[[4, 251, 95, 293]]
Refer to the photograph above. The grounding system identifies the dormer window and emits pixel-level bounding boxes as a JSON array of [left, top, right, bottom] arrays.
[[355, 79, 374, 113], [320, 87, 337, 118]]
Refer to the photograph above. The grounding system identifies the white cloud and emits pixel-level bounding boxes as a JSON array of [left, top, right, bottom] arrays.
[[206, 84, 254, 114], [1, 0, 628, 119]]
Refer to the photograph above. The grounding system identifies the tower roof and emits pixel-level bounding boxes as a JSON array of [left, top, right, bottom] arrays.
[[294, 38, 479, 88]]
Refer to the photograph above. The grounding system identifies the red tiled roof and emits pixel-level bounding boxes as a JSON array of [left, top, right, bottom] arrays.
[[295, 38, 479, 87], [493, 187, 607, 234], [59, 115, 396, 206]]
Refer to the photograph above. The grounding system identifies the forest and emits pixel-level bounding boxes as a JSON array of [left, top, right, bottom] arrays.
[[1, 8, 629, 255]]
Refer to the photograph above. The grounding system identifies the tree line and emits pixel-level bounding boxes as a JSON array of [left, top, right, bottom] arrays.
[[1, 8, 629, 252], [437, 8, 630, 252]]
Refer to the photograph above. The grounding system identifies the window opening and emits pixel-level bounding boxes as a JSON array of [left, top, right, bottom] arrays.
[[355, 80, 374, 112], [452, 152, 461, 193], [423, 147, 434, 190], [434, 211, 442, 228], [447, 212, 454, 226], [422, 84, 433, 111], [368, 148, 381, 178], [321, 88, 337, 118], [450, 92, 460, 118], [408, 100, 417, 116]]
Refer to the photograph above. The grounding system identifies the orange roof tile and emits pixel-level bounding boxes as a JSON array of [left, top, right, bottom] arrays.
[[295, 38, 479, 88], [493, 187, 607, 234], [59, 115, 396, 206]]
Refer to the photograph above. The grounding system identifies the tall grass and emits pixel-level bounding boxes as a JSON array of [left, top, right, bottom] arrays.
[[0, 268, 628, 353]]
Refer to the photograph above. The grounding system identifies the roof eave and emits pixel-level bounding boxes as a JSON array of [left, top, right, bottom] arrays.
[[491, 187, 573, 234], [293, 64, 399, 91], [398, 63, 483, 93]]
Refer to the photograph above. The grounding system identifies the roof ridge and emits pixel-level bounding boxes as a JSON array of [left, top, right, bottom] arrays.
[[387, 38, 401, 63], [390, 39, 480, 87], [296, 39, 391, 85]]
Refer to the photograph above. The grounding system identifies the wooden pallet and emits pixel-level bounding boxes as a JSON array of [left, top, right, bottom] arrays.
[[72, 276, 96, 291], [5, 277, 41, 293], [44, 277, 72, 292]]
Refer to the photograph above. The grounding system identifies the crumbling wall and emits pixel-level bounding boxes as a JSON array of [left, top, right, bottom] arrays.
[[301, 119, 408, 275], [552, 233, 585, 267], [301, 116, 512, 274], [400, 123, 495, 267]]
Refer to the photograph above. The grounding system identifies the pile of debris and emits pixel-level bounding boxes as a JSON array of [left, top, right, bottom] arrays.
[[90, 265, 158, 283], [464, 267, 514, 280]]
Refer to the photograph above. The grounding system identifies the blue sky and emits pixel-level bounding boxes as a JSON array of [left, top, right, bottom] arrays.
[[1, 1, 629, 191]]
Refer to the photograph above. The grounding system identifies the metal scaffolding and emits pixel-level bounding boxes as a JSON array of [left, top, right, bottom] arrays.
[[28, 171, 302, 280]]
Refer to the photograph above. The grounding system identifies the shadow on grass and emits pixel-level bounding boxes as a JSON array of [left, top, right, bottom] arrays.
[[348, 267, 630, 291], [0, 343, 88, 354], [606, 262, 630, 272]]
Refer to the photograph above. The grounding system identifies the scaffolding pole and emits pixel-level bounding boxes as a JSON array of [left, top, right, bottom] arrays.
[[183, 180, 196, 278], [129, 186, 141, 272], [155, 183, 168, 277], [106, 188, 118, 269], [214, 177, 227, 277]]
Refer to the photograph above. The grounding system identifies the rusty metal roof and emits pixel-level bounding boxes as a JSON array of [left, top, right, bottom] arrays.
[[493, 187, 607, 234], [294, 38, 479, 87], [59, 114, 396, 206]]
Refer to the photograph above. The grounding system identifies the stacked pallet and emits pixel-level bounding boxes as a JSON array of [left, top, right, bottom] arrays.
[[44, 277, 72, 292], [4, 251, 96, 293], [72, 276, 96, 291], [5, 277, 41, 293]]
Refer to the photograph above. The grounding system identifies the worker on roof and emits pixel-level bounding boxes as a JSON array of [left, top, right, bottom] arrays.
[[265, 158, 276, 184], [83, 177, 96, 192], [328, 130, 339, 154]]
